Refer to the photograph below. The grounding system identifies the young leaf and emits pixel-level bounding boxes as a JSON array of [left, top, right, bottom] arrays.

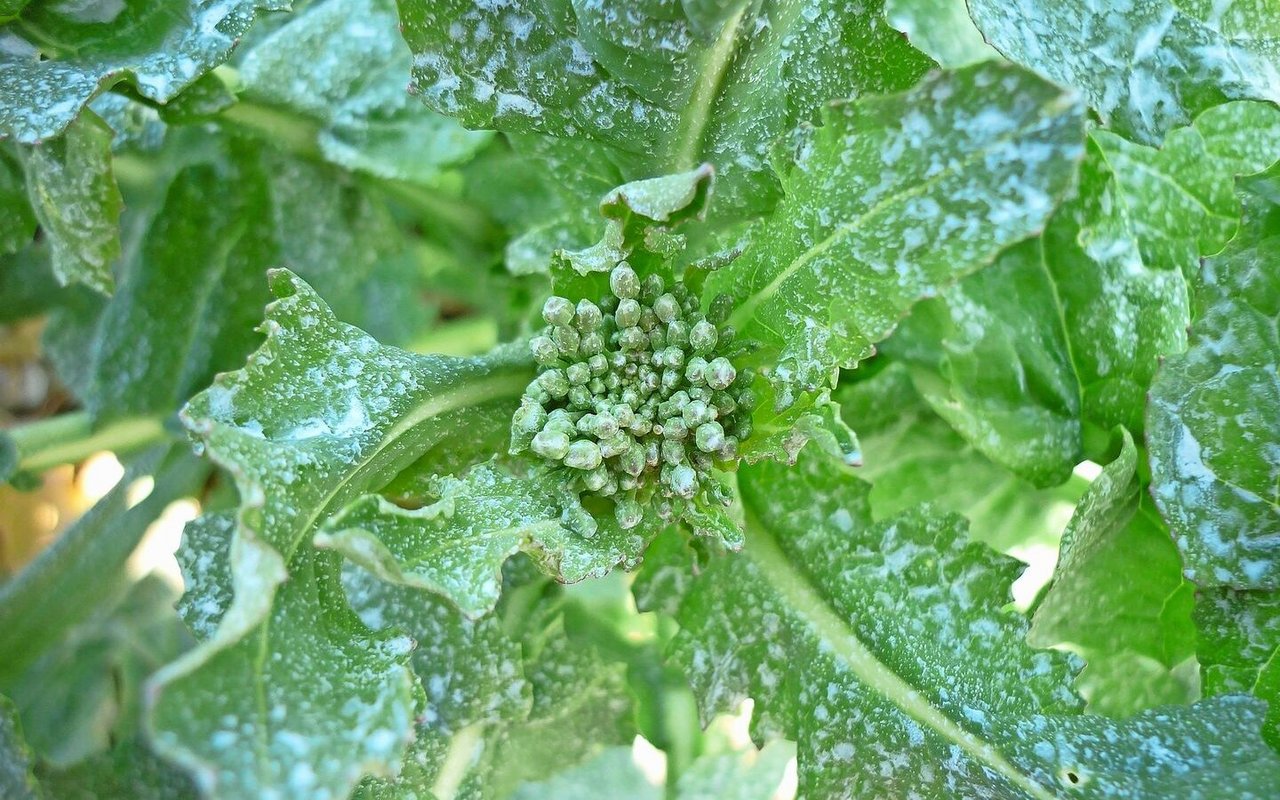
[[0, 0, 288, 143], [19, 111, 121, 294], [234, 0, 491, 185], [712, 61, 1085, 403], [396, 0, 932, 216], [888, 101, 1280, 483], [1195, 587, 1280, 750], [662, 447, 1280, 796], [968, 0, 1280, 146], [1029, 430, 1197, 715], [1148, 201, 1280, 588], [147, 271, 533, 797]]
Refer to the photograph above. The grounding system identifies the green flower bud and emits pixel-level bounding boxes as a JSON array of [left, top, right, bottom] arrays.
[[662, 438, 686, 465], [526, 384, 551, 405], [615, 495, 644, 529], [621, 388, 641, 408], [598, 294, 617, 312], [579, 331, 605, 356], [661, 346, 685, 369], [684, 356, 707, 385], [538, 369, 570, 398], [568, 385, 592, 408], [610, 263, 640, 299], [604, 373, 621, 391], [667, 320, 688, 347], [653, 293, 681, 323], [599, 433, 630, 459], [587, 354, 608, 376], [546, 408, 576, 432], [705, 357, 736, 390], [629, 415, 652, 437], [564, 440, 603, 469], [707, 293, 734, 325], [618, 326, 648, 350], [513, 398, 547, 433], [688, 387, 711, 402], [682, 400, 712, 427], [639, 308, 658, 332], [615, 298, 641, 328], [542, 296, 575, 326], [661, 368, 681, 392], [566, 362, 591, 385], [663, 417, 689, 440], [562, 504, 597, 537], [639, 370, 659, 394], [620, 443, 646, 477], [689, 320, 718, 353], [711, 391, 737, 416], [531, 429, 570, 460], [588, 377, 607, 395], [735, 387, 757, 412], [530, 335, 559, 365], [645, 440, 661, 468], [575, 299, 602, 330], [552, 325, 580, 357], [695, 420, 725, 453], [668, 464, 697, 499], [648, 328, 667, 350], [582, 466, 610, 492], [733, 418, 752, 441], [718, 436, 739, 461], [641, 273, 665, 301]]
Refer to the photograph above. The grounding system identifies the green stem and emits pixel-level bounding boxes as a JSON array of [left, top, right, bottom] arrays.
[[3, 412, 168, 478], [0, 447, 210, 685]]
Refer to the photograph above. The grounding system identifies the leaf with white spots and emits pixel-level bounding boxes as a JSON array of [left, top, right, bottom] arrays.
[[146, 271, 536, 798], [1148, 200, 1280, 588], [887, 101, 1280, 484], [662, 446, 1280, 797], [884, 0, 1000, 67], [710, 61, 1084, 406], [1194, 586, 1280, 751], [1029, 430, 1198, 716], [969, 0, 1280, 146], [0, 0, 288, 143], [235, 0, 491, 185], [396, 0, 932, 218], [18, 111, 121, 294]]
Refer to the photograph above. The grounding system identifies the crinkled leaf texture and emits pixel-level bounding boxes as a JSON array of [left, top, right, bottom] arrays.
[[887, 100, 1280, 484], [659, 447, 1280, 797], [397, 0, 932, 217], [968, 0, 1280, 146], [147, 270, 536, 798], [1029, 430, 1198, 715], [0, 0, 288, 142], [1148, 200, 1280, 588], [1195, 587, 1280, 751], [712, 61, 1085, 408]]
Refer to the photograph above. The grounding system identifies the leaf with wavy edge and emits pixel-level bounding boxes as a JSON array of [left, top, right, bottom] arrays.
[[1029, 430, 1197, 715], [969, 0, 1280, 146], [1148, 200, 1280, 588], [662, 447, 1280, 797], [146, 270, 535, 798], [0, 0, 288, 143], [1195, 586, 1280, 750], [711, 61, 1085, 406]]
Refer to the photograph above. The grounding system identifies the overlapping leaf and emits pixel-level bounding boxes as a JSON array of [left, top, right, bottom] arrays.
[[146, 271, 535, 798], [1029, 431, 1197, 715], [660, 447, 1280, 797], [0, 0, 288, 143], [396, 0, 932, 217], [888, 101, 1280, 484], [884, 0, 999, 67], [235, 0, 491, 185], [968, 0, 1280, 146], [1148, 199, 1280, 588], [1195, 587, 1280, 750], [710, 61, 1084, 407]]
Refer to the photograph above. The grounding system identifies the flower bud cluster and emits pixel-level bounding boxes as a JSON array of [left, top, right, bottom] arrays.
[[513, 263, 755, 532]]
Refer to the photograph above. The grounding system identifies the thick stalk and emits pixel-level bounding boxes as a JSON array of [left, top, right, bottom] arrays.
[[2, 412, 167, 479]]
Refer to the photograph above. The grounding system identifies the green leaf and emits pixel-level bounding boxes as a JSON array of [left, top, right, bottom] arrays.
[[884, 0, 1000, 67], [19, 111, 121, 294], [396, 0, 932, 217], [838, 363, 1084, 555], [316, 460, 661, 618], [887, 101, 1280, 484], [1195, 587, 1280, 750], [35, 740, 198, 800], [712, 61, 1084, 405], [234, 0, 491, 185], [663, 447, 1280, 796], [7, 575, 192, 768], [1029, 430, 1197, 716], [0, 0, 288, 143], [146, 272, 534, 798], [0, 147, 34, 254], [0, 695, 40, 800], [968, 0, 1280, 146], [511, 746, 659, 800], [1148, 201, 1280, 588]]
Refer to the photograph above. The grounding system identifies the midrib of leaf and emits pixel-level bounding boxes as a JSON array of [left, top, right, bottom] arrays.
[[1033, 234, 1085, 420], [725, 95, 1073, 334], [742, 506, 1060, 800], [431, 721, 484, 800], [671, 2, 750, 171]]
